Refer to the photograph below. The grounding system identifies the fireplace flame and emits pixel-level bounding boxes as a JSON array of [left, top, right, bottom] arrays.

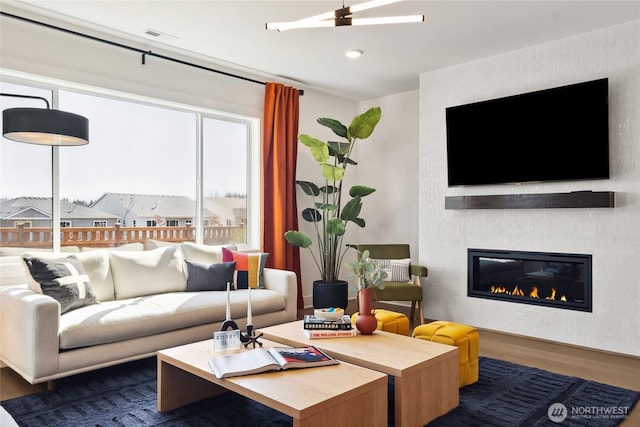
[[545, 288, 557, 300], [490, 284, 568, 302], [530, 286, 539, 298]]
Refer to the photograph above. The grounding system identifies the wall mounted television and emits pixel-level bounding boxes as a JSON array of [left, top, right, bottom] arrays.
[[446, 78, 609, 187]]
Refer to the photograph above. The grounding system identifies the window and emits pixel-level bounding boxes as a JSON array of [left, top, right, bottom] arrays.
[[1, 82, 53, 250], [1, 77, 259, 252], [202, 117, 249, 245]]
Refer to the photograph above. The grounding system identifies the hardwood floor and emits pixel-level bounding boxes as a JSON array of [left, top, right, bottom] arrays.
[[2, 301, 638, 426]]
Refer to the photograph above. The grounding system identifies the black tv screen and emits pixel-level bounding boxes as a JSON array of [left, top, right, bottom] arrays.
[[446, 78, 609, 187]]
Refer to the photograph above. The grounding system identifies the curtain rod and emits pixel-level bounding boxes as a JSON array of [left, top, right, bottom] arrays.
[[0, 11, 303, 95]]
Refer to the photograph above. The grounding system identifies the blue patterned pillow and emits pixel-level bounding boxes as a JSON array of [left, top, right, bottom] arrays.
[[23, 255, 98, 314]]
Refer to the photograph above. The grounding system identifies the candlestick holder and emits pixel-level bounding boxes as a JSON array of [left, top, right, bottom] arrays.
[[242, 324, 263, 348]]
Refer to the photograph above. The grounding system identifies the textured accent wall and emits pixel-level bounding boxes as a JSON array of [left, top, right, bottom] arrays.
[[419, 21, 640, 356]]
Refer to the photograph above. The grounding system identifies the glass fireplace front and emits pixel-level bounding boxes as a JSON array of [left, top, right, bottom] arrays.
[[468, 249, 592, 312]]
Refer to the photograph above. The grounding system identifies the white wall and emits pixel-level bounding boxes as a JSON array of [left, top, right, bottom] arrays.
[[419, 21, 640, 356]]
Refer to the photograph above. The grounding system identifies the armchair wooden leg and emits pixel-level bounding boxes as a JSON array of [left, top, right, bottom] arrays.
[[410, 301, 416, 320], [418, 300, 424, 324]]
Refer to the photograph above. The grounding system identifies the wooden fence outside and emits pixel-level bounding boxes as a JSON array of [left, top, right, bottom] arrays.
[[0, 223, 245, 249]]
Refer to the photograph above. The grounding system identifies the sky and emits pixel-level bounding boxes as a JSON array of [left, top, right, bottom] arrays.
[[1, 81, 248, 203]]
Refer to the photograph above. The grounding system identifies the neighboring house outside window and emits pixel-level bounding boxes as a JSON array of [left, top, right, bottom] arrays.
[[60, 221, 72, 228], [166, 219, 179, 227], [93, 221, 107, 227], [147, 220, 157, 227]]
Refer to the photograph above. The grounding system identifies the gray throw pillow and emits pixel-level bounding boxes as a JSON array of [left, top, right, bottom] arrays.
[[23, 255, 98, 314], [185, 260, 236, 291]]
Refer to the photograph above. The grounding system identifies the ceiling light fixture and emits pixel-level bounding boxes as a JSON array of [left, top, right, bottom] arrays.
[[1, 93, 89, 146], [266, 0, 424, 32], [345, 49, 364, 59]]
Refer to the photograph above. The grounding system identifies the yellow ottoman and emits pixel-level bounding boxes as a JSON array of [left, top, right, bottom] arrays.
[[412, 321, 479, 387], [350, 309, 410, 336]]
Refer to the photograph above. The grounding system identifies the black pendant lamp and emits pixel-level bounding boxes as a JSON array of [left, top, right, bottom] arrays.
[[1, 93, 89, 146]]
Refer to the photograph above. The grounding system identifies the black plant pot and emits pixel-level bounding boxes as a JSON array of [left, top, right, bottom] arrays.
[[312, 280, 348, 310]]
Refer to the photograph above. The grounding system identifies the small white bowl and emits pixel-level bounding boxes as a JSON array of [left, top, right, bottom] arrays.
[[314, 307, 344, 321]]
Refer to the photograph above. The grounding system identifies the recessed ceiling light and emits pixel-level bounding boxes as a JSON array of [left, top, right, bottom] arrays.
[[345, 49, 364, 59]]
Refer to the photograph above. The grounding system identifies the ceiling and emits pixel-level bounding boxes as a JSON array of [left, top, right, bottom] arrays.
[[2, 0, 640, 101]]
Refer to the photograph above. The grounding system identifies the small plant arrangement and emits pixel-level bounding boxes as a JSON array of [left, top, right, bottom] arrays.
[[345, 250, 388, 290]]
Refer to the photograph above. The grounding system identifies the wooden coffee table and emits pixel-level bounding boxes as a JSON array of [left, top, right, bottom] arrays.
[[260, 321, 459, 427], [157, 338, 388, 427]]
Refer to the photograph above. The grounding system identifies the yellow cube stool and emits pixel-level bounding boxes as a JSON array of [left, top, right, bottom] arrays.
[[412, 321, 479, 387], [350, 309, 410, 336]]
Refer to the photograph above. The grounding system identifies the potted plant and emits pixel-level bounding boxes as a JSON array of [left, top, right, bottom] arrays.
[[284, 107, 382, 309]]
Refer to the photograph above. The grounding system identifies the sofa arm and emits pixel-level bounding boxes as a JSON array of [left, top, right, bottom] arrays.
[[262, 268, 297, 322], [0, 285, 60, 384]]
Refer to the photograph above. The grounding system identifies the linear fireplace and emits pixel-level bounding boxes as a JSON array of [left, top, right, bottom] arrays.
[[468, 249, 592, 312]]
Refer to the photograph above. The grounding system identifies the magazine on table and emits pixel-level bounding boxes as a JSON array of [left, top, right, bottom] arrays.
[[209, 346, 339, 379]]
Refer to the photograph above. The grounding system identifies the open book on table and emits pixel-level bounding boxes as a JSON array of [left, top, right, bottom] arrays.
[[209, 346, 339, 379]]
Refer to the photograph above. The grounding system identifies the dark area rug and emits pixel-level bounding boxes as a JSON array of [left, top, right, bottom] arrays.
[[3, 356, 638, 427]]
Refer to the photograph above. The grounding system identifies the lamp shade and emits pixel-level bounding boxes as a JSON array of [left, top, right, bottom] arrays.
[[2, 107, 89, 146]]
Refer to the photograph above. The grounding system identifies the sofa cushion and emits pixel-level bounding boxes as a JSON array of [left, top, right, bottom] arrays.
[[109, 246, 186, 299], [180, 242, 224, 264], [185, 260, 236, 291], [22, 255, 98, 314], [222, 248, 269, 289], [58, 289, 286, 349], [74, 250, 116, 302]]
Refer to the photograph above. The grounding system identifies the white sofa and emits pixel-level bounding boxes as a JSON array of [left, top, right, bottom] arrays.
[[0, 242, 297, 385]]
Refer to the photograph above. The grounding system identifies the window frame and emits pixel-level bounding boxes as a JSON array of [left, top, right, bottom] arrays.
[[1, 71, 261, 250]]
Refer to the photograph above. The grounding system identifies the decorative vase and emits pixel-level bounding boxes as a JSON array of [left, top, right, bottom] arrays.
[[356, 287, 378, 335], [312, 280, 348, 310]]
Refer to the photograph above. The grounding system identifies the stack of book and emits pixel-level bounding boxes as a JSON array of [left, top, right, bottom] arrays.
[[302, 314, 357, 338]]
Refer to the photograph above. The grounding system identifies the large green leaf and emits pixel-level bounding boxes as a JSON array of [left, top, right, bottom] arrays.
[[352, 217, 365, 227], [296, 181, 320, 196], [320, 185, 339, 194], [299, 134, 329, 163], [340, 197, 362, 221], [315, 202, 337, 211], [318, 118, 348, 138], [284, 231, 312, 248], [348, 107, 381, 140], [326, 218, 346, 235], [328, 141, 350, 156], [301, 208, 321, 222], [349, 185, 376, 198], [322, 164, 344, 181]]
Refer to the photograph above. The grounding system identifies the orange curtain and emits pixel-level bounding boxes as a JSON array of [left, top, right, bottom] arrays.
[[263, 82, 303, 309]]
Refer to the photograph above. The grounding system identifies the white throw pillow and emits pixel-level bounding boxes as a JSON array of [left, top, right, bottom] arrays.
[[180, 242, 233, 264], [372, 258, 411, 282], [74, 250, 116, 302], [109, 246, 186, 299]]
